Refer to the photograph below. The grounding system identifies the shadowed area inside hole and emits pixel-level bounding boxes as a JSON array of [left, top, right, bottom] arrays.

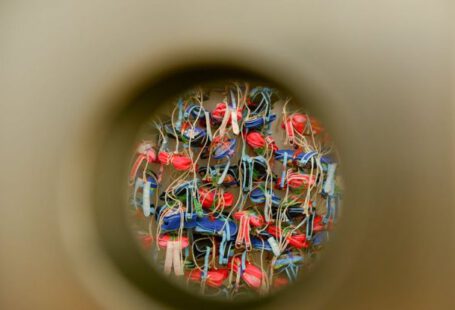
[[127, 81, 342, 301]]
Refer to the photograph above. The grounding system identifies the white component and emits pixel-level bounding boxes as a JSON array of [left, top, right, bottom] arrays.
[[204, 111, 213, 140], [323, 163, 337, 195], [133, 178, 144, 209], [231, 108, 240, 135], [268, 236, 281, 257], [142, 181, 151, 216]]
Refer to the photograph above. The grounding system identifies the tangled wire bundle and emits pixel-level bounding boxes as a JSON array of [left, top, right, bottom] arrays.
[[129, 82, 342, 299]]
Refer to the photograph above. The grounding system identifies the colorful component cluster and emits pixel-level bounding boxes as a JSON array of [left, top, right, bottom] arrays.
[[129, 83, 341, 299]]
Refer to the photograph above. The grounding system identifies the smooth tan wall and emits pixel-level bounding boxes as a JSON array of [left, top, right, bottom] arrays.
[[0, 1, 454, 309]]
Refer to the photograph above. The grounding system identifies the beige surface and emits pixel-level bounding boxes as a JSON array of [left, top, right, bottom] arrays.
[[1, 1, 454, 309]]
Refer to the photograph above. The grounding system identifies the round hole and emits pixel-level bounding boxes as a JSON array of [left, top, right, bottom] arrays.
[[94, 66, 343, 308]]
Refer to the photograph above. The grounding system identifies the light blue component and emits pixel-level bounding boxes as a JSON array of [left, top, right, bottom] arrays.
[[218, 218, 233, 265], [202, 247, 211, 280], [184, 246, 189, 259], [176, 99, 184, 131], [185, 188, 192, 219], [306, 213, 315, 239], [241, 251, 247, 272], [225, 219, 231, 241], [218, 232, 227, 265], [241, 155, 254, 193], [280, 152, 288, 188], [323, 196, 332, 224]]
